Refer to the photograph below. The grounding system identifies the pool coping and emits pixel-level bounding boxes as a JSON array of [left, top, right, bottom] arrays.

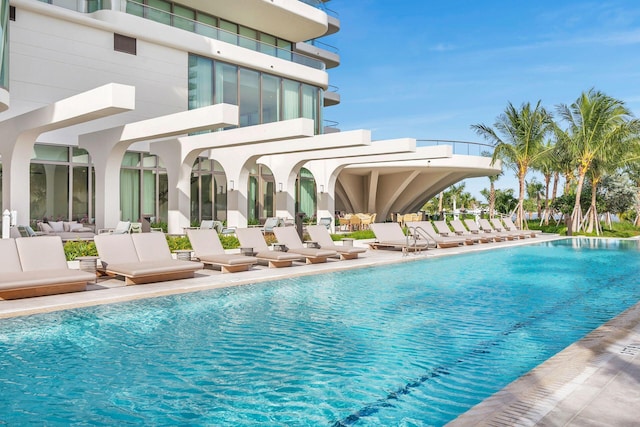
[[2, 234, 639, 426]]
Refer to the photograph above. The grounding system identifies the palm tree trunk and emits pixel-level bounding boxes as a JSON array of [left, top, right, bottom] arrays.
[[489, 183, 496, 219], [517, 174, 526, 228], [571, 171, 587, 232], [543, 174, 551, 225], [552, 172, 559, 203], [635, 188, 640, 227]]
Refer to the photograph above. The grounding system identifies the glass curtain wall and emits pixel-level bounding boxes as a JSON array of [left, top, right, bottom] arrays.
[[0, 0, 9, 90], [190, 158, 227, 224], [120, 152, 167, 224], [30, 145, 93, 224], [298, 168, 317, 219]]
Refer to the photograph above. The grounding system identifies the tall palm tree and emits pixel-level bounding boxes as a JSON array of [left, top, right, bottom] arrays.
[[487, 172, 501, 218], [557, 89, 638, 232], [472, 101, 553, 228]]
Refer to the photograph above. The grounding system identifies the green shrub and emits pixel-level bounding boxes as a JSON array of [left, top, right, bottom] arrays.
[[166, 235, 192, 251], [219, 234, 240, 249], [63, 240, 98, 261]]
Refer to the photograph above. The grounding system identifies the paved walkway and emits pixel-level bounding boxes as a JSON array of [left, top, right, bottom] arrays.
[[2, 234, 639, 426]]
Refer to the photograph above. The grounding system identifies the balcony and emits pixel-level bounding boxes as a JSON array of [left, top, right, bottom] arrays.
[[295, 40, 339, 69], [323, 85, 340, 107]]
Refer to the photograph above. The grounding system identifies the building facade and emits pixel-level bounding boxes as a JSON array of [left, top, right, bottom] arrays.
[[0, 0, 499, 232]]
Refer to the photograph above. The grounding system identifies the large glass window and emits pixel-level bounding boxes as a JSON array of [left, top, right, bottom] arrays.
[[262, 74, 279, 124], [30, 164, 69, 221], [188, 55, 213, 110], [173, 4, 195, 32], [120, 151, 167, 223], [30, 144, 93, 224], [283, 79, 301, 120], [120, 169, 140, 223], [239, 69, 260, 127], [0, 0, 9, 90], [298, 168, 316, 218], [214, 62, 238, 106]]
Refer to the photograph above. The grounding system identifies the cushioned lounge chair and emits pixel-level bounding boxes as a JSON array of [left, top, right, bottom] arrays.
[[95, 233, 203, 285], [273, 226, 338, 264], [406, 221, 469, 248], [186, 229, 257, 273], [369, 223, 428, 251], [449, 219, 493, 243], [478, 218, 517, 240], [502, 217, 539, 238], [0, 236, 94, 299], [490, 218, 530, 239], [463, 219, 505, 242], [236, 228, 302, 268], [433, 220, 482, 245], [307, 225, 367, 260]]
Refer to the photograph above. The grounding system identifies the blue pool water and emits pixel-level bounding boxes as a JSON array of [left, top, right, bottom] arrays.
[[1, 238, 640, 426]]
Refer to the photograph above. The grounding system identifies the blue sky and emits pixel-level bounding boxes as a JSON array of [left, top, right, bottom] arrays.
[[324, 0, 640, 199]]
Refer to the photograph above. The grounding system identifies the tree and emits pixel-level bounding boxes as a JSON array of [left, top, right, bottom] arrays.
[[472, 101, 553, 229], [556, 89, 638, 232], [599, 173, 636, 228], [526, 178, 544, 220]]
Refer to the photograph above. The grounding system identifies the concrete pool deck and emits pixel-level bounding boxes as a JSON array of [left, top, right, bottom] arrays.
[[1, 233, 638, 426]]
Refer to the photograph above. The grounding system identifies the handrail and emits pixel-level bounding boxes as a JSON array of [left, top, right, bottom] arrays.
[[122, 0, 325, 70], [305, 39, 339, 54], [417, 139, 495, 156], [408, 226, 436, 248]]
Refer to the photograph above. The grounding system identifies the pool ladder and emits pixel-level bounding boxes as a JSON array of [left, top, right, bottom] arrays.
[[404, 226, 435, 256]]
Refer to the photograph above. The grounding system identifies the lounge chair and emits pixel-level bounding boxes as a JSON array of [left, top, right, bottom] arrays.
[[186, 229, 257, 273], [406, 221, 469, 247], [449, 219, 493, 243], [0, 236, 94, 299], [490, 218, 529, 239], [98, 220, 131, 234], [272, 226, 338, 264], [478, 218, 518, 240], [502, 216, 539, 238], [236, 228, 302, 268], [433, 220, 482, 244], [94, 232, 203, 285], [261, 217, 283, 234], [307, 225, 367, 260], [464, 219, 505, 242], [369, 223, 428, 251], [317, 217, 333, 229]]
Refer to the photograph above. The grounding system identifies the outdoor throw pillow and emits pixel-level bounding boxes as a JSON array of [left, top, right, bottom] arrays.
[[49, 221, 64, 232]]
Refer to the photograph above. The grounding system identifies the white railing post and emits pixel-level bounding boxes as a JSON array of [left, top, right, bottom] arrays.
[[2, 209, 10, 239]]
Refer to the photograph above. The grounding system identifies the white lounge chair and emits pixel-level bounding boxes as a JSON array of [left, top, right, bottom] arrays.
[[186, 229, 257, 273], [433, 220, 481, 244], [307, 225, 367, 260], [478, 218, 518, 240], [236, 228, 303, 268], [273, 226, 338, 264], [463, 219, 504, 242], [449, 219, 493, 243], [95, 233, 203, 285], [502, 217, 539, 238], [406, 221, 468, 248], [490, 218, 529, 239], [369, 223, 428, 251]]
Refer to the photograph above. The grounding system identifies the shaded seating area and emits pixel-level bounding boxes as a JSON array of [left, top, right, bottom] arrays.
[[406, 221, 469, 248], [97, 220, 131, 235], [236, 228, 302, 268], [273, 226, 337, 264], [0, 236, 94, 299], [36, 220, 96, 241], [369, 223, 428, 252], [186, 229, 257, 273], [307, 225, 367, 260], [94, 232, 203, 285]]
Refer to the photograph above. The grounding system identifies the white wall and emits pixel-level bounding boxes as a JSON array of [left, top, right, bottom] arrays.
[[6, 6, 188, 146]]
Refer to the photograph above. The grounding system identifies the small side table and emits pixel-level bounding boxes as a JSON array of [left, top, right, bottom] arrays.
[[76, 256, 99, 283], [341, 238, 354, 247], [173, 249, 193, 261]]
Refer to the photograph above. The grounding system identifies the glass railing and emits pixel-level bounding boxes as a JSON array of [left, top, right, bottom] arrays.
[[417, 140, 495, 157], [123, 1, 325, 70], [36, 0, 325, 70]]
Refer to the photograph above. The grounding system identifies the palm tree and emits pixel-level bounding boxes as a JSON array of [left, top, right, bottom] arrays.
[[487, 173, 501, 218], [526, 178, 544, 220], [556, 89, 638, 232], [533, 140, 559, 225], [472, 101, 553, 228]]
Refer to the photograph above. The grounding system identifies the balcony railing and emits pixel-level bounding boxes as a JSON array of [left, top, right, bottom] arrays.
[[37, 0, 326, 70], [417, 140, 495, 157]]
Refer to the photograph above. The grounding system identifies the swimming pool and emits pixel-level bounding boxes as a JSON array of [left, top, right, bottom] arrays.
[[1, 238, 639, 426]]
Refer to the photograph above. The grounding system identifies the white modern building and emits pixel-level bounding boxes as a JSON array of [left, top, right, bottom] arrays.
[[0, 0, 499, 233]]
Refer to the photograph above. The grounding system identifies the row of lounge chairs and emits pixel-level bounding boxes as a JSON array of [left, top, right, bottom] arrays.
[[369, 217, 538, 251], [0, 225, 368, 300]]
